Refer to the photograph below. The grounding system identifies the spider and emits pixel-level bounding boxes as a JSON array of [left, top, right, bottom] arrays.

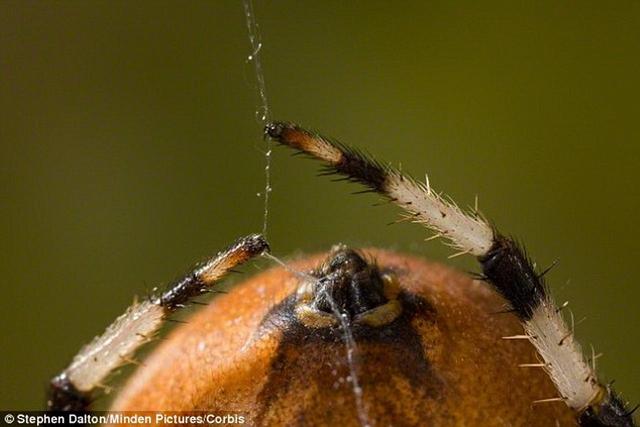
[[45, 121, 636, 426]]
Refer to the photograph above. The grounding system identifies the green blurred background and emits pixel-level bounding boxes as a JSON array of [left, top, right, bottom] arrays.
[[1, 0, 638, 411]]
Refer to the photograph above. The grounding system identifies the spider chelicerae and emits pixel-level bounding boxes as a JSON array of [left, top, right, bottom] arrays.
[[46, 122, 636, 426]]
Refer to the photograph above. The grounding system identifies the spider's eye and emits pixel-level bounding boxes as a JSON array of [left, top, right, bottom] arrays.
[[295, 246, 402, 328]]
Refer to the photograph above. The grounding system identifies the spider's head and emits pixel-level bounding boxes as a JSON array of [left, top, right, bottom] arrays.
[[294, 245, 402, 328]]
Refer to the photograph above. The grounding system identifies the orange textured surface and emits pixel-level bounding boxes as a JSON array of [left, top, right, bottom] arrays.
[[111, 250, 576, 426]]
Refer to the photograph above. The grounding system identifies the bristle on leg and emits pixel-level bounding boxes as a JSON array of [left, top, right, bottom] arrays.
[[47, 234, 269, 412], [265, 121, 493, 255]]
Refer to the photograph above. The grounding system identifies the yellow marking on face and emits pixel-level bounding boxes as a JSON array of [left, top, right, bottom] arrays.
[[354, 299, 402, 327], [382, 272, 401, 300], [296, 280, 314, 304], [295, 304, 339, 328]]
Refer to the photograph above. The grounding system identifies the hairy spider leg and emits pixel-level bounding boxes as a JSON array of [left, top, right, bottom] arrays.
[[47, 234, 269, 413]]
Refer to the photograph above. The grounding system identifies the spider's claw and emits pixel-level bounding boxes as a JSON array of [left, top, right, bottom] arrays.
[[264, 121, 287, 139]]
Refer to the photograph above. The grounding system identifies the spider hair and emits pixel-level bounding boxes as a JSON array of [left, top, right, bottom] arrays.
[[47, 234, 269, 412], [265, 121, 636, 427]]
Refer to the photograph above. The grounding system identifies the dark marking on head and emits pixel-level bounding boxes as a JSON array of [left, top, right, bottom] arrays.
[[255, 281, 441, 425], [479, 235, 547, 320], [311, 247, 387, 318], [47, 373, 91, 413]]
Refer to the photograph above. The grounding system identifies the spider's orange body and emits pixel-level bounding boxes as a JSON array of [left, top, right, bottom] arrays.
[[111, 249, 574, 426]]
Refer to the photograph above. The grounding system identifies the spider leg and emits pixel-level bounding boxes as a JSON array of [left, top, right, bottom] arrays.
[[266, 121, 635, 427], [264, 122, 493, 256], [47, 234, 269, 412]]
